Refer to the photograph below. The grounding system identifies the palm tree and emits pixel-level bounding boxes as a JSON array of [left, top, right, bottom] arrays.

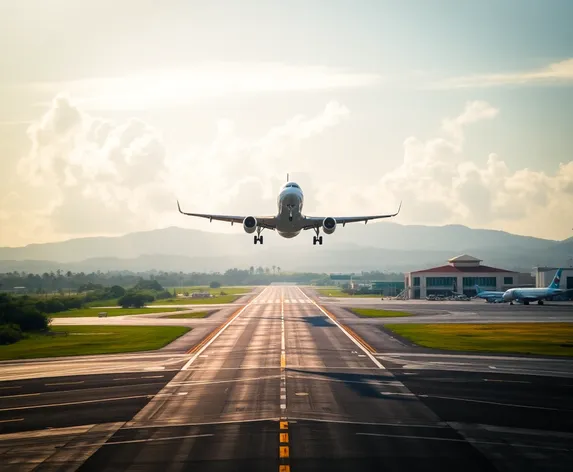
[[272, 265, 276, 275]]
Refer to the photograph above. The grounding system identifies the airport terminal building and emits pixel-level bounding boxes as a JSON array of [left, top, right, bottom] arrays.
[[404, 254, 520, 299]]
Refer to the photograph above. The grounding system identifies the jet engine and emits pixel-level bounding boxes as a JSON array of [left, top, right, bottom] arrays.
[[322, 217, 337, 235], [243, 216, 257, 234]]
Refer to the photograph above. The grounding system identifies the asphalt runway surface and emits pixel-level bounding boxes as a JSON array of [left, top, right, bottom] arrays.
[[1, 286, 572, 471]]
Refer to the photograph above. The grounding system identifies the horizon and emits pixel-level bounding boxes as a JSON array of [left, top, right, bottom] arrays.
[[0, 220, 567, 250], [1, 1, 573, 247]]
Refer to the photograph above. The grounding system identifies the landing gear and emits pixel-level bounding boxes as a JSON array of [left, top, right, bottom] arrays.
[[312, 227, 323, 245], [253, 227, 264, 245], [538, 300, 544, 305], [524, 300, 529, 305]]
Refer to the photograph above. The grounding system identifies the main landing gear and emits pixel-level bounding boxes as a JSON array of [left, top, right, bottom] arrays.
[[313, 227, 323, 245], [253, 227, 264, 245]]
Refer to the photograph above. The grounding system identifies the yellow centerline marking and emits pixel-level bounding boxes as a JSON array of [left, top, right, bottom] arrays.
[[279, 289, 291, 471]]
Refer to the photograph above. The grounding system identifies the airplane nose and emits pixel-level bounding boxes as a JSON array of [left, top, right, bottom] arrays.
[[502, 292, 511, 302]]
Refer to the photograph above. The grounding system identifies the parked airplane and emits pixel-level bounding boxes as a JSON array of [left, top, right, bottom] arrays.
[[474, 285, 505, 303], [177, 176, 401, 245], [502, 269, 566, 305]]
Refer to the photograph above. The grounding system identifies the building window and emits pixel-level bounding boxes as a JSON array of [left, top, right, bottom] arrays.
[[427, 277, 457, 287], [413, 277, 420, 287], [503, 277, 513, 285], [463, 277, 496, 287]]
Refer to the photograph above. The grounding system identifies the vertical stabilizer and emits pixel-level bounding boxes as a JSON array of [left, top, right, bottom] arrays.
[[549, 269, 562, 289]]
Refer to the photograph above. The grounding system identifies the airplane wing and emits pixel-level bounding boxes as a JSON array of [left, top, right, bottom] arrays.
[[177, 201, 277, 230], [302, 202, 402, 230]]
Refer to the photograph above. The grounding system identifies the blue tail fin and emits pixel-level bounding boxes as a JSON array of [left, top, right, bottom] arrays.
[[548, 269, 562, 289], [474, 284, 482, 294]]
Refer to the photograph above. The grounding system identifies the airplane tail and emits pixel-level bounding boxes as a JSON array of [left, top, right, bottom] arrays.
[[548, 269, 563, 289], [474, 284, 482, 294]]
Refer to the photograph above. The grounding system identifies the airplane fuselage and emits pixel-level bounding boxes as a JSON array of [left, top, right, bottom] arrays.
[[503, 287, 563, 304], [276, 183, 305, 238]]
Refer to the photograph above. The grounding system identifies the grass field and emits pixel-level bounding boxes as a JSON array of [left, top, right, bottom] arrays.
[[385, 323, 573, 357], [170, 286, 252, 296], [316, 288, 383, 298], [0, 326, 190, 360], [50, 307, 183, 318], [350, 308, 413, 318], [164, 311, 213, 319], [149, 294, 243, 305]]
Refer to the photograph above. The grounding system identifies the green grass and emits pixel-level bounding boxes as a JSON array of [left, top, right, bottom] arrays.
[[385, 323, 573, 357], [85, 298, 119, 307], [164, 311, 213, 319], [315, 288, 383, 298], [170, 286, 252, 296], [349, 308, 413, 318], [149, 294, 243, 305], [0, 325, 190, 360], [50, 307, 183, 318]]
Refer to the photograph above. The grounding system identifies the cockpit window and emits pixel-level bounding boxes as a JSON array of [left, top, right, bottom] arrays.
[[286, 182, 300, 188]]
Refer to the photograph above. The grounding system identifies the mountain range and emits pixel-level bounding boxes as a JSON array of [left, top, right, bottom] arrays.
[[0, 223, 571, 273]]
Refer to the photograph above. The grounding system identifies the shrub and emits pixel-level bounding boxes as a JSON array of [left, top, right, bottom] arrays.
[[0, 324, 23, 345], [209, 281, 221, 289], [118, 291, 155, 308]]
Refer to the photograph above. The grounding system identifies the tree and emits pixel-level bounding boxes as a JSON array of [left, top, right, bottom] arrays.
[[209, 281, 221, 289], [272, 265, 276, 275], [134, 279, 163, 291], [108, 285, 126, 298], [118, 292, 154, 308]]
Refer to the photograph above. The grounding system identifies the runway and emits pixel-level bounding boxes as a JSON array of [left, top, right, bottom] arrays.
[[1, 286, 572, 471]]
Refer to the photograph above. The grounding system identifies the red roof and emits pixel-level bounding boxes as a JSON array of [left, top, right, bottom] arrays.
[[411, 264, 516, 274]]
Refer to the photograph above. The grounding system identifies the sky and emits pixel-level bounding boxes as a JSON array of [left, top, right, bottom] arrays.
[[1, 0, 573, 247]]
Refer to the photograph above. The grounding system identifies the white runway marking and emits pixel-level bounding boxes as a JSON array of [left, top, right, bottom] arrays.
[[356, 432, 573, 452], [419, 394, 564, 411], [0, 394, 153, 412], [0, 418, 24, 424], [297, 287, 385, 370], [181, 287, 270, 371]]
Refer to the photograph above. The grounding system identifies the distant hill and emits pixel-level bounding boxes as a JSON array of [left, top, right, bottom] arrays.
[[0, 223, 569, 273]]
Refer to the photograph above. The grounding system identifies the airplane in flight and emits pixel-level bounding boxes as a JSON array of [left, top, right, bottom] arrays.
[[177, 176, 401, 245], [474, 285, 505, 303], [502, 269, 568, 305]]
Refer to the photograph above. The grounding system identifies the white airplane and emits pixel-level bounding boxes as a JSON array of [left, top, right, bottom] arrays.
[[177, 176, 401, 245], [502, 269, 570, 305]]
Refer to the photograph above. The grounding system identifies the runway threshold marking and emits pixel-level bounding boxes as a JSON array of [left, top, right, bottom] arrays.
[[181, 287, 268, 371], [279, 290, 290, 472], [297, 287, 385, 370]]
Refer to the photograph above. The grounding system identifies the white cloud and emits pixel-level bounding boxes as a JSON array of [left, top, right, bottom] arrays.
[[314, 101, 573, 240], [430, 58, 573, 89], [3, 96, 573, 246], [32, 63, 380, 110], [3, 94, 349, 244]]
